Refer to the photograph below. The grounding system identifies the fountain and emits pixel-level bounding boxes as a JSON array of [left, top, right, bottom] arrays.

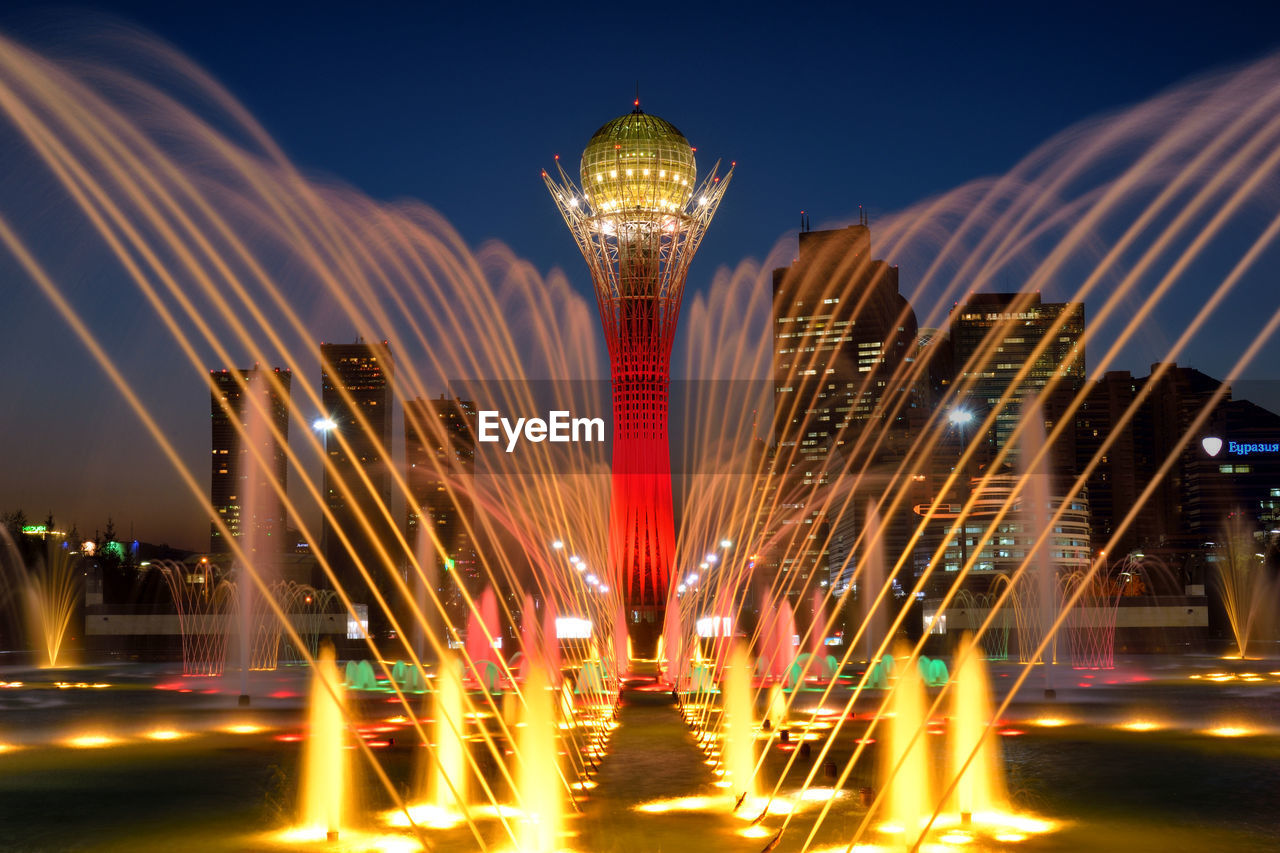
[[860, 500, 888, 664], [719, 643, 758, 804], [954, 587, 1011, 660], [807, 589, 827, 657], [544, 603, 563, 682], [880, 646, 933, 845], [1214, 514, 1276, 658], [516, 665, 564, 852], [298, 643, 347, 842], [277, 582, 336, 664], [155, 558, 235, 676], [425, 654, 467, 819], [517, 594, 537, 682], [465, 587, 501, 675], [1060, 567, 1124, 669], [20, 544, 80, 668], [947, 637, 1007, 821], [659, 589, 685, 685], [4, 21, 1280, 853]]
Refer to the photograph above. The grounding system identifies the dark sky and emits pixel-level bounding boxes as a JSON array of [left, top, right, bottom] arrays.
[[2, 0, 1280, 549]]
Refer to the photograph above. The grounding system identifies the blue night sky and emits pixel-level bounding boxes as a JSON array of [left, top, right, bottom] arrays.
[[2, 0, 1279, 548]]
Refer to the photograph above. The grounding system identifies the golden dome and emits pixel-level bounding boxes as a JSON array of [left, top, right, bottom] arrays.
[[580, 108, 697, 216]]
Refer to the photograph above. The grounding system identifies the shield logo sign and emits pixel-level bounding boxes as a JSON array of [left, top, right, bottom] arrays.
[[1202, 436, 1223, 457]]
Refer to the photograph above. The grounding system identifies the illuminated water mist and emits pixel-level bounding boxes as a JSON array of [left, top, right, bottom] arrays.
[[427, 655, 467, 815], [299, 643, 347, 841], [948, 637, 1006, 819], [881, 647, 932, 845], [516, 665, 563, 852], [22, 547, 80, 668], [721, 643, 758, 802]]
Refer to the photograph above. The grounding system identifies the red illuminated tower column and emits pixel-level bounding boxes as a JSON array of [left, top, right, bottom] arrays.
[[545, 104, 732, 654]]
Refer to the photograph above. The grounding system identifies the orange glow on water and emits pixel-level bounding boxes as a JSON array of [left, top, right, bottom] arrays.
[[384, 803, 462, 830], [144, 729, 187, 741], [269, 827, 420, 852], [634, 796, 714, 813], [1117, 720, 1162, 732]]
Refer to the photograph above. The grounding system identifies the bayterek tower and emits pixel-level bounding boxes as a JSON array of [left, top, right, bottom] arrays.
[[545, 102, 732, 655]]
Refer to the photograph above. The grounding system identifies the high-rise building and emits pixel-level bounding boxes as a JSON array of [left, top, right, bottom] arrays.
[[405, 394, 477, 622], [949, 292, 1086, 454], [770, 222, 922, 598], [1061, 364, 1280, 561], [1044, 369, 1154, 554], [545, 104, 732, 653], [209, 367, 291, 555], [773, 221, 920, 471], [319, 340, 395, 634]]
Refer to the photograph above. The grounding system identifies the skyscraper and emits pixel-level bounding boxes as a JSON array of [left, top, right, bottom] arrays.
[[319, 340, 395, 636], [405, 394, 477, 623], [1061, 364, 1280, 559], [771, 222, 922, 597], [545, 104, 732, 652], [949, 292, 1086, 453], [209, 366, 291, 555], [772, 221, 920, 473]]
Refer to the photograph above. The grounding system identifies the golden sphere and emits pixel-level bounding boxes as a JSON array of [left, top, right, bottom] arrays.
[[580, 109, 697, 216]]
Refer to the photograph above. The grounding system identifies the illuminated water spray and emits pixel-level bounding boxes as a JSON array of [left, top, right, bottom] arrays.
[[720, 643, 758, 802], [881, 647, 932, 845], [516, 665, 563, 852], [299, 643, 347, 841], [427, 655, 467, 816], [948, 637, 1006, 821]]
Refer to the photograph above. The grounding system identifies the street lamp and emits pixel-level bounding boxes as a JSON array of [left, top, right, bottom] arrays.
[[313, 417, 338, 560], [948, 407, 975, 573]]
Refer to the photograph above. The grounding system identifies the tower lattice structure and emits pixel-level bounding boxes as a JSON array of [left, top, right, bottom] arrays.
[[545, 104, 732, 643]]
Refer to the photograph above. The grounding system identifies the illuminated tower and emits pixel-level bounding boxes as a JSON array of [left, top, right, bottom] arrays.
[[545, 103, 732, 651]]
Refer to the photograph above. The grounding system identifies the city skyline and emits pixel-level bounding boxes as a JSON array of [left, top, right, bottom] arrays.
[[2, 3, 1280, 549]]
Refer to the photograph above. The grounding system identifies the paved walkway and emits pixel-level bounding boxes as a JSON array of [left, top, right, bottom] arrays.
[[576, 676, 754, 852]]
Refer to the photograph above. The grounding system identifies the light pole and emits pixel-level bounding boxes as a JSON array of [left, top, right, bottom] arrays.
[[313, 418, 337, 566], [948, 408, 975, 574]]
